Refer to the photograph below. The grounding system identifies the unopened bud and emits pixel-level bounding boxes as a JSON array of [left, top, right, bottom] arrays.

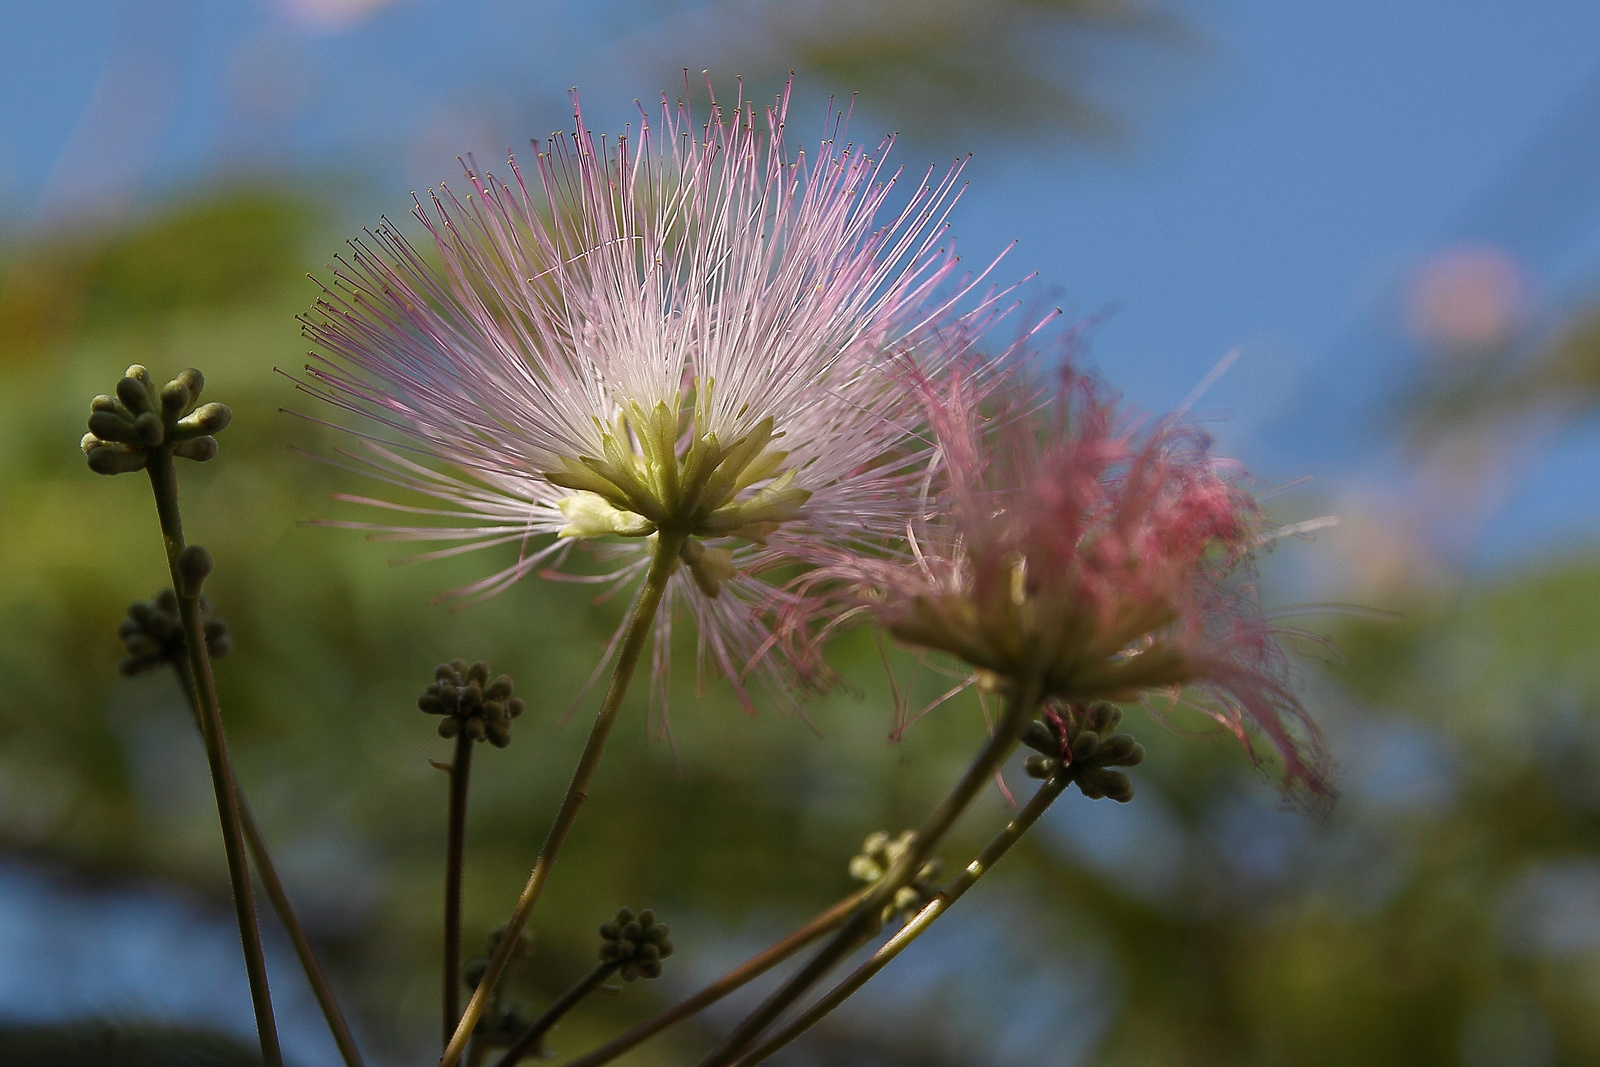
[[160, 379, 191, 415], [177, 368, 205, 400], [176, 545, 214, 596], [177, 402, 232, 437], [87, 410, 136, 443], [133, 412, 165, 447], [87, 445, 149, 475], [1023, 754, 1058, 779], [173, 436, 219, 462], [116, 374, 150, 413]]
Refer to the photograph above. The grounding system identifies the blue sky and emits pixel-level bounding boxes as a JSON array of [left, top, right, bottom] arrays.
[[5, 0, 1600, 577]]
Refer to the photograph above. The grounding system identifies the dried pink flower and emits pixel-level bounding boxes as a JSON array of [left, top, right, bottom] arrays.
[[813, 365, 1335, 799], [295, 79, 1017, 713]]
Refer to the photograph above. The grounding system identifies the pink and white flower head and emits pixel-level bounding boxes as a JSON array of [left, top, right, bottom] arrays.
[[821, 365, 1335, 801], [296, 79, 1015, 712]]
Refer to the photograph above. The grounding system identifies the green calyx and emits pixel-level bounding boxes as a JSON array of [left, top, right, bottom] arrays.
[[545, 395, 811, 598], [81, 364, 231, 475]]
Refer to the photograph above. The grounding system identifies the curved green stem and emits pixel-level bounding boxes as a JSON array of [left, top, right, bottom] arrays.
[[445, 731, 475, 1049], [173, 659, 366, 1067], [441, 532, 686, 1067], [557, 887, 873, 1067], [147, 450, 282, 1067], [729, 769, 1075, 1067], [698, 682, 1043, 1067]]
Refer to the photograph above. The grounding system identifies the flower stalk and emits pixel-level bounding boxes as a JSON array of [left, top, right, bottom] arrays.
[[698, 682, 1043, 1067], [442, 532, 686, 1067], [556, 887, 873, 1067], [170, 658, 366, 1067], [444, 729, 474, 1048], [729, 766, 1077, 1067], [146, 446, 282, 1067]]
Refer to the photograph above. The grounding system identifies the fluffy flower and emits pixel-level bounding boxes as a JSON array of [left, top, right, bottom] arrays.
[[811, 365, 1335, 800], [296, 79, 1014, 712]]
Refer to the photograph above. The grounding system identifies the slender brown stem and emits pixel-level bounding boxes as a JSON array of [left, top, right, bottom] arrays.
[[441, 532, 686, 1067], [729, 770, 1075, 1067], [172, 658, 366, 1067], [557, 888, 874, 1067], [698, 683, 1043, 1067], [492, 961, 621, 1067], [445, 730, 475, 1049], [147, 450, 282, 1067]]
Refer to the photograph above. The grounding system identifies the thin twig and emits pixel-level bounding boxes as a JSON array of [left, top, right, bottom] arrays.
[[441, 532, 686, 1067], [147, 450, 282, 1067], [445, 730, 475, 1048], [698, 682, 1043, 1067], [729, 770, 1075, 1066], [172, 658, 366, 1067], [493, 961, 621, 1067], [557, 888, 873, 1067]]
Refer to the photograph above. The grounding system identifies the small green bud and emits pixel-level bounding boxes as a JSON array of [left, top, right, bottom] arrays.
[[87, 445, 149, 475], [1024, 754, 1058, 779], [1070, 731, 1101, 761], [176, 402, 232, 437], [133, 411, 165, 447], [176, 545, 214, 596], [1086, 702, 1122, 734], [160, 379, 191, 415], [1022, 720, 1059, 754], [173, 436, 218, 462], [177, 368, 205, 400], [87, 410, 137, 443], [90, 394, 118, 413], [116, 374, 150, 413], [1096, 734, 1144, 767]]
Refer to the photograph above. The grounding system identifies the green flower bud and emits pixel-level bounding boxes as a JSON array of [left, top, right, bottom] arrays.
[[176, 368, 205, 400], [133, 412, 165, 447], [160, 379, 191, 416], [87, 410, 137, 443], [176, 402, 232, 437], [173, 436, 219, 462], [177, 545, 213, 596], [87, 445, 149, 475], [1024, 754, 1058, 779], [116, 374, 150, 413]]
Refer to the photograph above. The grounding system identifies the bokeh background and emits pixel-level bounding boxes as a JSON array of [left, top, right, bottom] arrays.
[[3, 1, 1600, 1064]]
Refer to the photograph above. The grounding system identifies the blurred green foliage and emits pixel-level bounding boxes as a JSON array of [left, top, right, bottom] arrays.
[[645, 0, 1175, 150], [1, 190, 1598, 1067]]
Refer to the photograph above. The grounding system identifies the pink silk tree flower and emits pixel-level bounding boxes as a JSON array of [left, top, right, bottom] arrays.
[[295, 80, 1017, 713], [810, 365, 1336, 801]]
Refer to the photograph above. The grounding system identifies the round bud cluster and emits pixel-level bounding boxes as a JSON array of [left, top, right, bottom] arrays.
[[81, 365, 231, 475], [118, 589, 231, 676], [848, 829, 945, 923], [598, 907, 673, 981], [418, 660, 524, 747], [1021, 701, 1146, 802]]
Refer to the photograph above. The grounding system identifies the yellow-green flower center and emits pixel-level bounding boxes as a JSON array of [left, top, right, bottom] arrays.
[[544, 398, 811, 597]]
